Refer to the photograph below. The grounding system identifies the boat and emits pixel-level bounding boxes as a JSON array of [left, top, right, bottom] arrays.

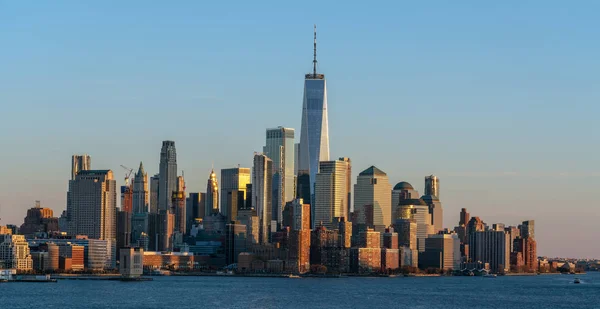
[[288, 274, 301, 279], [483, 274, 497, 278], [574, 278, 581, 284]]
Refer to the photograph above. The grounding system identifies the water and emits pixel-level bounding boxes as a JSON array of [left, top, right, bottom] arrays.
[[1, 272, 598, 308]]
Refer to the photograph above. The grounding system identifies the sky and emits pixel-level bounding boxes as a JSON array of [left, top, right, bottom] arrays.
[[0, 1, 598, 258]]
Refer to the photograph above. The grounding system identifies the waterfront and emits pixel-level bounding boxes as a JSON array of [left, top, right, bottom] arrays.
[[1, 272, 598, 308]]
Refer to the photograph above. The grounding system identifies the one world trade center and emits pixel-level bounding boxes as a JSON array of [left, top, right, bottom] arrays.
[[298, 25, 330, 226]]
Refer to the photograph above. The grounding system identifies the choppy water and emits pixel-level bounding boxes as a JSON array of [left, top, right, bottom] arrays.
[[1, 272, 598, 308]]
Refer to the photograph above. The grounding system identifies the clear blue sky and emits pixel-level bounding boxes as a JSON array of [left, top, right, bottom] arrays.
[[1, 1, 598, 258]]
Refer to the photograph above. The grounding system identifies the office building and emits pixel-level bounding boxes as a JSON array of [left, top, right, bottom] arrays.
[[391, 181, 420, 210], [186, 193, 205, 228], [221, 167, 251, 222], [71, 154, 91, 180], [131, 213, 148, 248], [253, 153, 273, 243], [120, 247, 143, 278], [298, 26, 330, 206], [420, 233, 461, 270], [132, 162, 149, 214], [353, 166, 392, 229], [172, 176, 186, 235], [424, 175, 439, 198], [159, 141, 177, 212], [459, 208, 470, 226], [520, 220, 535, 239], [314, 158, 351, 229], [19, 201, 59, 238], [263, 127, 295, 227], [469, 230, 510, 273], [116, 211, 131, 260], [149, 174, 159, 213], [421, 194, 443, 233], [205, 169, 219, 216], [238, 208, 260, 246], [67, 170, 116, 242], [225, 223, 247, 265], [396, 201, 433, 253]]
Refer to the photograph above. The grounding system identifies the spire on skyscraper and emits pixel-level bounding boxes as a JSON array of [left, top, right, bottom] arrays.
[[313, 24, 318, 78]]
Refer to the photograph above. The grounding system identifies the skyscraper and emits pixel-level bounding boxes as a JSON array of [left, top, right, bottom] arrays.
[[252, 153, 273, 244], [263, 127, 296, 227], [459, 208, 470, 226], [67, 170, 116, 241], [205, 169, 219, 216], [391, 181, 420, 210], [424, 175, 439, 198], [314, 158, 351, 229], [469, 230, 510, 273], [71, 154, 91, 180], [172, 176, 186, 235], [298, 26, 330, 206], [149, 174, 159, 213], [132, 162, 149, 214], [353, 166, 392, 230], [221, 167, 251, 222], [159, 141, 177, 213]]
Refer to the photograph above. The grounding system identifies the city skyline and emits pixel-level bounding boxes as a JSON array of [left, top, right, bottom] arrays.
[[1, 2, 599, 259]]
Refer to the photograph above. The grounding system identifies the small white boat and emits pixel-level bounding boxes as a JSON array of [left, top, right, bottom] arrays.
[[574, 278, 581, 284]]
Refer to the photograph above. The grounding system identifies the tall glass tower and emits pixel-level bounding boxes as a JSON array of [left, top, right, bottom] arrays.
[[298, 25, 330, 216], [264, 127, 295, 227], [159, 141, 177, 213]]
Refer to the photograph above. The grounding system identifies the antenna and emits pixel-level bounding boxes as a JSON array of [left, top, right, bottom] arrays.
[[313, 24, 317, 77]]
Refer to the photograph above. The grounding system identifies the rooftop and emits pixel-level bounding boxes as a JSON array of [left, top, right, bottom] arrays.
[[359, 166, 387, 177]]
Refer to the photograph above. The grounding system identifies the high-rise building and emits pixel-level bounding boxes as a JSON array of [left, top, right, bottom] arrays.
[[120, 184, 133, 213], [514, 236, 537, 272], [421, 194, 443, 233], [186, 193, 205, 228], [159, 141, 177, 213], [353, 166, 392, 229], [314, 158, 351, 229], [393, 218, 418, 268], [263, 127, 296, 227], [298, 26, 330, 206], [0, 234, 33, 270], [67, 170, 116, 241], [205, 169, 219, 216], [19, 201, 59, 238], [172, 176, 186, 235], [420, 233, 461, 270], [520, 220, 535, 239], [71, 154, 91, 180], [469, 230, 510, 273], [459, 208, 470, 226], [225, 223, 247, 266], [391, 181, 420, 211], [132, 162, 149, 214], [252, 153, 273, 244], [116, 211, 131, 260], [149, 174, 159, 213], [424, 175, 439, 198], [397, 202, 434, 253], [350, 228, 381, 273], [221, 167, 251, 222]]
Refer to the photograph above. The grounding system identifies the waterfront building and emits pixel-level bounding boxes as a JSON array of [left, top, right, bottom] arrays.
[[120, 247, 143, 278], [314, 158, 351, 229], [149, 174, 159, 213], [67, 170, 116, 242], [350, 228, 381, 274], [514, 236, 538, 272], [142, 251, 195, 270], [353, 166, 392, 230], [469, 230, 510, 273], [298, 26, 330, 208], [19, 201, 59, 238], [205, 169, 219, 216], [159, 141, 177, 212], [263, 127, 296, 226], [58, 243, 85, 271], [116, 211, 131, 260], [225, 223, 247, 265], [132, 162, 149, 214], [221, 167, 251, 222], [0, 234, 33, 270], [27, 238, 112, 270], [252, 153, 273, 244], [420, 233, 461, 270]]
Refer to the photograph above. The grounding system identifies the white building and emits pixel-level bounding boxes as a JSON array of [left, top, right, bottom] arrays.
[[0, 234, 33, 271], [314, 158, 351, 229], [263, 127, 295, 227], [353, 166, 392, 229]]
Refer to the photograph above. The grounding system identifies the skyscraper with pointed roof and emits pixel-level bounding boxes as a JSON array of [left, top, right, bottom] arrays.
[[205, 169, 219, 216], [159, 141, 177, 212], [353, 166, 392, 229], [132, 162, 148, 214], [298, 25, 330, 212]]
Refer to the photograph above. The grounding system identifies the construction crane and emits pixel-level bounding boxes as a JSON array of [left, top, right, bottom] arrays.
[[120, 165, 135, 186]]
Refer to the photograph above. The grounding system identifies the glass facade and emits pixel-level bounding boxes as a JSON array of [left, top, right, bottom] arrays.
[[299, 77, 330, 221], [263, 127, 295, 226]]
